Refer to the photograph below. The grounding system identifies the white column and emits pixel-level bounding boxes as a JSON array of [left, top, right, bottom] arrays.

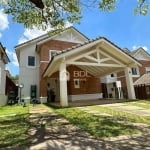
[[59, 62, 68, 107], [124, 67, 136, 99]]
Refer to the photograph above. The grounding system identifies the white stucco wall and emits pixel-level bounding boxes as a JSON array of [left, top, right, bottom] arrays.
[[0, 61, 6, 95], [101, 73, 117, 84], [0, 95, 7, 106], [0, 60, 7, 106], [19, 43, 40, 101]]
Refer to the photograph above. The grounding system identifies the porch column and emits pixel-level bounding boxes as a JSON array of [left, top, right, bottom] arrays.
[[59, 62, 68, 107], [124, 67, 136, 99]]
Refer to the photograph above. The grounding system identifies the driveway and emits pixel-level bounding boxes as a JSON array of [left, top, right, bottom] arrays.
[[102, 103, 150, 116]]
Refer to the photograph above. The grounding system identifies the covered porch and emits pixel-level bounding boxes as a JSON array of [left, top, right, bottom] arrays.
[[43, 37, 141, 107]]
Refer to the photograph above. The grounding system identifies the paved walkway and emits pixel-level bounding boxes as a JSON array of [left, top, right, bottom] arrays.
[[28, 104, 102, 150], [26, 104, 150, 150], [102, 103, 150, 116]]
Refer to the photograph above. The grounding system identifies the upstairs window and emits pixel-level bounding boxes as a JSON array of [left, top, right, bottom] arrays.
[[28, 56, 35, 67], [49, 50, 61, 60], [146, 67, 150, 74], [131, 68, 137, 75], [131, 67, 139, 76]]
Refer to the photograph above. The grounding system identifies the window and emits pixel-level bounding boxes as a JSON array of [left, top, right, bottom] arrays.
[[131, 67, 138, 75], [131, 67, 140, 77], [74, 79, 80, 88], [28, 56, 35, 66], [49, 50, 61, 60], [146, 67, 150, 74]]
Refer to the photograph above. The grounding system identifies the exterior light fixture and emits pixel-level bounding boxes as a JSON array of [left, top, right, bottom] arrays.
[[16, 83, 24, 104], [29, 0, 44, 9]]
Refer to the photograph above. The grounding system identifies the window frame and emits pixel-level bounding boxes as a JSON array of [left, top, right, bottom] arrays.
[[27, 56, 36, 67], [131, 67, 140, 77], [74, 79, 80, 88], [145, 67, 150, 74]]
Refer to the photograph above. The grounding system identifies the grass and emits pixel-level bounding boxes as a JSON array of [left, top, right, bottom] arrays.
[[86, 105, 150, 125], [47, 105, 141, 138], [124, 100, 150, 109], [0, 104, 30, 148]]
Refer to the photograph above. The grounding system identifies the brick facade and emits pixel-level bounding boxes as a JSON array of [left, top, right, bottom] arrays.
[[138, 60, 150, 75], [39, 40, 78, 97], [38, 39, 101, 98], [117, 60, 150, 88]]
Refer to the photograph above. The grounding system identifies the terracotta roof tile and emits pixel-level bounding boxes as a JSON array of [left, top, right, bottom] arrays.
[[134, 74, 150, 85]]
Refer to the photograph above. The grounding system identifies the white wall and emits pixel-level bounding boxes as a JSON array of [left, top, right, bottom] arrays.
[[0, 61, 6, 95], [0, 60, 7, 106], [19, 43, 40, 100], [0, 95, 7, 106], [68, 93, 103, 101], [101, 73, 117, 83]]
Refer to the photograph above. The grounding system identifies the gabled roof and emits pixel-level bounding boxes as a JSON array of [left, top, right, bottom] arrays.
[[15, 26, 89, 50], [0, 42, 10, 64], [43, 37, 141, 77], [15, 26, 89, 62], [131, 47, 150, 60], [134, 74, 150, 85]]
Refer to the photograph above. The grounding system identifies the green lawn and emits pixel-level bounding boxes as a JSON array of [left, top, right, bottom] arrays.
[[46, 100, 150, 138], [124, 100, 150, 109], [86, 105, 150, 125], [0, 104, 30, 148]]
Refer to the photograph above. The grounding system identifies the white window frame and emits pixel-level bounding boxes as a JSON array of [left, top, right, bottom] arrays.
[[27, 56, 36, 68], [131, 67, 140, 77], [145, 67, 150, 74], [74, 79, 80, 88], [49, 50, 61, 61]]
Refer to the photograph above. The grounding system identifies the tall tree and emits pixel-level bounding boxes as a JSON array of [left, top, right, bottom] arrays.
[[0, 0, 150, 30]]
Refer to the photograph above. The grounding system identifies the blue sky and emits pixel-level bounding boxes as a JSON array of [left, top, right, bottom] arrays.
[[1, 1, 150, 76]]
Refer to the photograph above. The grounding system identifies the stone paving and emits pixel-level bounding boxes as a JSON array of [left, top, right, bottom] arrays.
[[101, 103, 150, 116]]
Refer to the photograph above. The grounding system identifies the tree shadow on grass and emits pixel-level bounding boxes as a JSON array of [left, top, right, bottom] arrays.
[[28, 110, 150, 150], [0, 114, 30, 149]]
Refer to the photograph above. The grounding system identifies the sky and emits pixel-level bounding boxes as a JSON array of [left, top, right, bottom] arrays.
[[0, 1, 150, 76]]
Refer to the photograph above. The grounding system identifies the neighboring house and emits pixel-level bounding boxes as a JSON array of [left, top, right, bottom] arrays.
[[102, 47, 150, 99], [15, 27, 140, 106], [0, 43, 10, 106], [5, 70, 18, 101]]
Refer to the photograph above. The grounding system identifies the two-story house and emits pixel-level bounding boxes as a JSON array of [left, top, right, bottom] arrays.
[[0, 42, 10, 106], [15, 27, 141, 106], [101, 47, 150, 99]]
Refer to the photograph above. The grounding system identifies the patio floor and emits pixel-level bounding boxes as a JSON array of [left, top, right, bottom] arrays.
[[50, 99, 138, 107]]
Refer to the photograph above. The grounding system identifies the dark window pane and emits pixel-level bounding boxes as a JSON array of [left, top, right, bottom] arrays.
[[132, 68, 137, 75], [28, 56, 35, 66]]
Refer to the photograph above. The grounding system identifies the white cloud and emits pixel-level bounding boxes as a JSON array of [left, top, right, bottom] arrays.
[[5, 49, 19, 67], [18, 22, 72, 44], [18, 26, 50, 44], [0, 9, 9, 30], [12, 52, 19, 66], [132, 45, 148, 51]]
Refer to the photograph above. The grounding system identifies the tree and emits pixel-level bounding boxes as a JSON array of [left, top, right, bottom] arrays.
[[99, 0, 150, 16], [0, 0, 150, 31]]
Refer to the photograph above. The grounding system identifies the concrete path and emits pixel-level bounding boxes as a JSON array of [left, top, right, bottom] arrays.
[[102, 103, 150, 116], [26, 104, 150, 150], [28, 104, 102, 150]]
